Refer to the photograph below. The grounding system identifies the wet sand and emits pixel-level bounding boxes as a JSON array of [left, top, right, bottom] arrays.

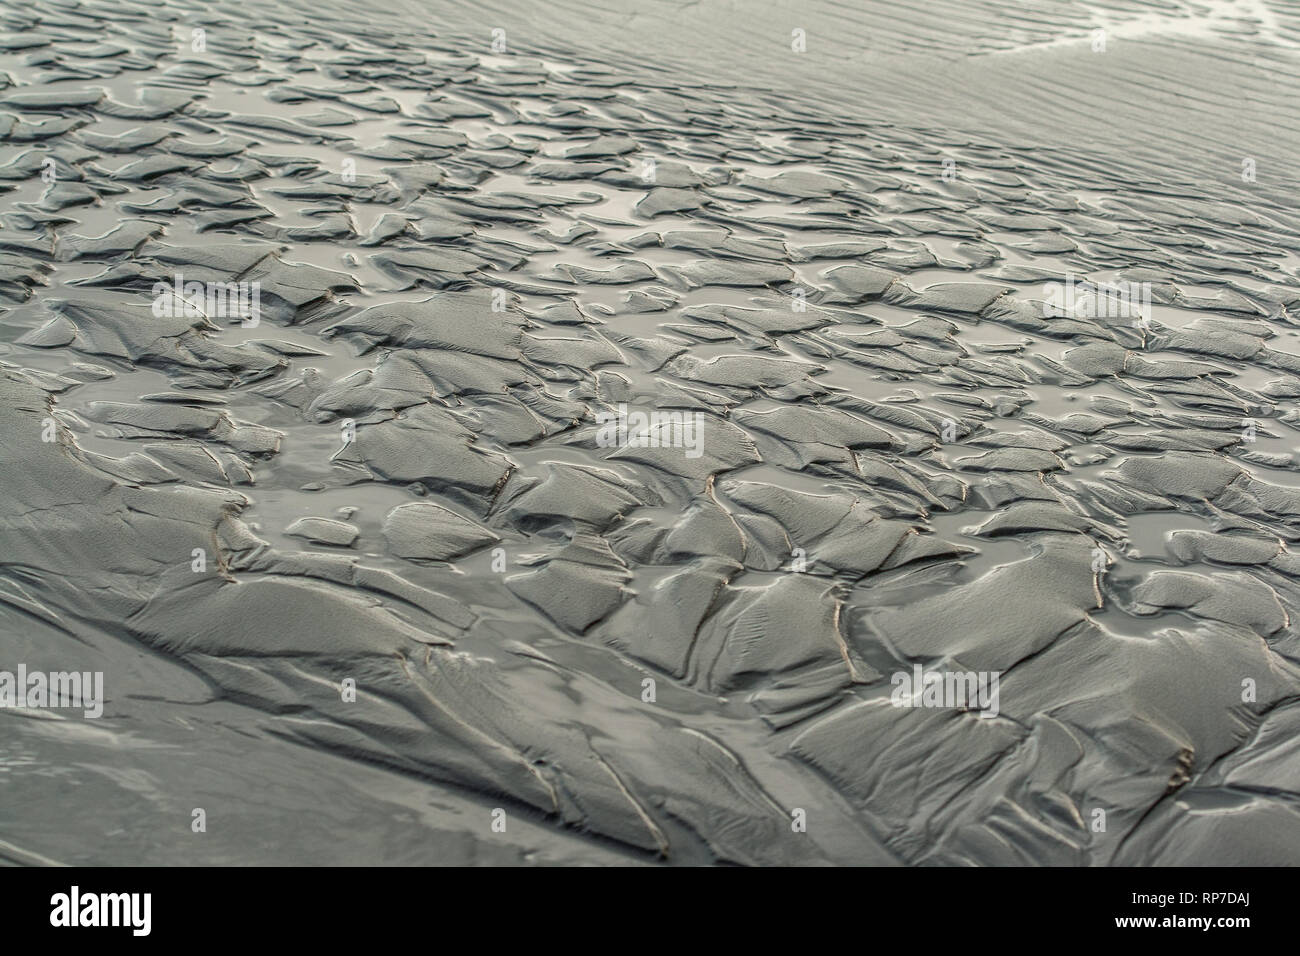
[[2, 0, 1300, 865]]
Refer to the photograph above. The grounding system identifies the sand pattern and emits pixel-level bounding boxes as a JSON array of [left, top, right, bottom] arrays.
[[2, 0, 1299, 864]]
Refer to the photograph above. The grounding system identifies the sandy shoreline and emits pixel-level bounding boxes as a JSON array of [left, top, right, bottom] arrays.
[[1, 0, 1299, 865]]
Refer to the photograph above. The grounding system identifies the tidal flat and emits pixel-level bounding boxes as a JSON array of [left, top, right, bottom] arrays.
[[1, 0, 1299, 866]]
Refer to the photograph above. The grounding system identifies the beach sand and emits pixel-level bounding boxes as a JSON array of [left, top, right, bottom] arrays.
[[2, 0, 1299, 865]]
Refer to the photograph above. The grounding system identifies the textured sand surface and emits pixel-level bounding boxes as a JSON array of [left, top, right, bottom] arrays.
[[2, 0, 1300, 865]]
